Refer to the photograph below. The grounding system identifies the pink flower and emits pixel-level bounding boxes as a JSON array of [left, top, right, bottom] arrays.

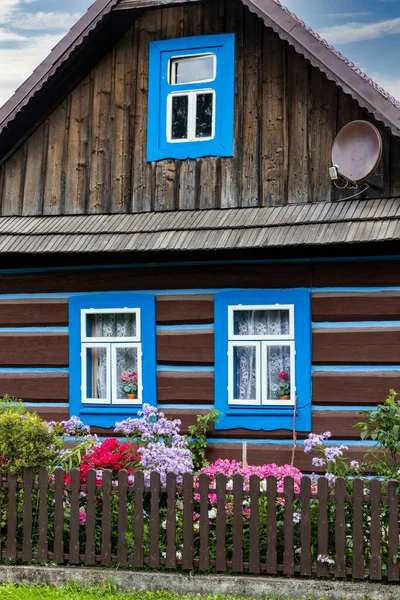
[[131, 372, 138, 382], [121, 373, 127, 382], [278, 371, 289, 380], [79, 510, 86, 524]]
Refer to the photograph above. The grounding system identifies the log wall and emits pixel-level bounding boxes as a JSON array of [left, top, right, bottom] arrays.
[[0, 259, 399, 470], [1, 0, 399, 215]]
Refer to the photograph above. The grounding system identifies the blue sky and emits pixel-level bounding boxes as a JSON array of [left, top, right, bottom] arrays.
[[1, 0, 400, 108]]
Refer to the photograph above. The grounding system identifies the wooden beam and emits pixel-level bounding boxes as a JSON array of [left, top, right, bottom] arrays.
[[114, 0, 201, 10]]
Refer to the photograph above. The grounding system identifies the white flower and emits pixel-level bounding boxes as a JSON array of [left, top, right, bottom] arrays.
[[208, 508, 217, 519], [176, 551, 182, 560], [161, 520, 167, 529], [293, 512, 301, 524]]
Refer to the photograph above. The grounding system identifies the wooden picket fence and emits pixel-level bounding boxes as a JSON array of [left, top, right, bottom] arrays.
[[0, 469, 399, 581]]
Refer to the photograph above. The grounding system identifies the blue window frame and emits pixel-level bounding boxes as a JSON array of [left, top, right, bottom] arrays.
[[147, 34, 235, 161], [69, 293, 156, 428], [214, 290, 311, 432]]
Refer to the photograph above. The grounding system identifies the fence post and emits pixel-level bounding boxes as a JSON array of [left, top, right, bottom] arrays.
[[54, 468, 64, 564], [249, 474, 260, 574], [22, 469, 33, 562], [215, 473, 226, 572], [300, 476, 311, 577], [266, 475, 277, 574], [352, 478, 364, 579], [317, 477, 329, 577], [199, 473, 210, 572], [335, 477, 346, 578], [69, 468, 80, 565], [85, 468, 96, 565], [133, 470, 144, 568], [232, 473, 244, 573], [387, 480, 399, 582], [182, 472, 193, 571], [149, 471, 161, 569], [117, 470, 128, 567], [370, 479, 382, 581], [101, 469, 112, 567], [166, 472, 177, 570], [38, 467, 48, 562], [283, 476, 294, 576]]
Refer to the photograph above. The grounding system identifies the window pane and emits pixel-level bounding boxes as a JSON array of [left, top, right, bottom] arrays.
[[196, 93, 213, 138], [265, 344, 291, 400], [171, 95, 188, 140], [233, 345, 257, 401], [86, 347, 108, 401], [171, 55, 214, 84], [233, 309, 290, 337], [87, 312, 137, 338], [115, 346, 139, 400]]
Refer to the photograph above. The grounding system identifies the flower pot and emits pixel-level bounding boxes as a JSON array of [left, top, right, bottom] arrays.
[[127, 393, 137, 400], [279, 395, 290, 400]]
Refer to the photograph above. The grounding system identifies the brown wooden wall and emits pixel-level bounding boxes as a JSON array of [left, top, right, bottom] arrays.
[[0, 260, 399, 470], [1, 0, 399, 216]]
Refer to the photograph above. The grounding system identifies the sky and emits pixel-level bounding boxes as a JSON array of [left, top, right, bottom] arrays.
[[1, 0, 400, 108]]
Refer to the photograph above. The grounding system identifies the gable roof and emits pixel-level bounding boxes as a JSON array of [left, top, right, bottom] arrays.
[[0, 0, 400, 148]]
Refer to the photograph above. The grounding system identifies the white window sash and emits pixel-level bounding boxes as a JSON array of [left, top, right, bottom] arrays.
[[111, 342, 143, 405], [261, 340, 296, 406], [81, 307, 141, 343], [166, 89, 216, 143], [169, 53, 217, 85], [81, 342, 110, 405], [228, 304, 295, 341], [228, 341, 261, 406]]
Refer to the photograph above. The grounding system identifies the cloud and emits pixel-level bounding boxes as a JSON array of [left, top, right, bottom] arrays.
[[0, 33, 62, 108], [0, 0, 39, 21], [319, 17, 400, 44], [3, 11, 82, 31], [0, 27, 26, 41], [368, 73, 400, 101], [321, 13, 374, 18]]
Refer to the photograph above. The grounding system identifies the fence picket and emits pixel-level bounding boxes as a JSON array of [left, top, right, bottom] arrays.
[[133, 470, 144, 568], [266, 475, 277, 574], [38, 468, 48, 562], [22, 469, 33, 562], [182, 472, 193, 571], [300, 476, 311, 576], [199, 473, 210, 572], [7, 472, 17, 562], [117, 470, 128, 567], [150, 471, 161, 568], [317, 477, 329, 577], [387, 480, 399, 582], [249, 475, 260, 574], [54, 468, 64, 564], [232, 474, 244, 573], [370, 479, 382, 580], [101, 470, 112, 566], [335, 477, 346, 578], [166, 472, 177, 569], [352, 478, 364, 579], [69, 468, 80, 565], [215, 473, 226, 572], [283, 476, 294, 576], [85, 469, 96, 565]]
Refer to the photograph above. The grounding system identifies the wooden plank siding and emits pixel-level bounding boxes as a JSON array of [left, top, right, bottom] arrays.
[[1, 0, 399, 216]]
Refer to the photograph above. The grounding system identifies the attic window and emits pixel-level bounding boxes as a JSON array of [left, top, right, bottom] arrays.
[[147, 34, 235, 161]]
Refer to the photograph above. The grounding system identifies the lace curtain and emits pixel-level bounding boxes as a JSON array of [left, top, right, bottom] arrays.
[[93, 313, 137, 400], [234, 310, 290, 401]]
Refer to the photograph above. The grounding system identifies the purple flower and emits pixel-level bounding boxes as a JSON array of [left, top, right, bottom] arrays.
[[324, 445, 348, 462], [350, 460, 360, 470], [324, 473, 337, 487], [312, 457, 326, 467], [318, 554, 335, 565], [138, 441, 193, 485], [61, 415, 84, 435], [303, 431, 331, 454]]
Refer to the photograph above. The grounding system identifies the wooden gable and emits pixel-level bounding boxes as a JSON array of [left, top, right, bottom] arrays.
[[1, 0, 400, 217]]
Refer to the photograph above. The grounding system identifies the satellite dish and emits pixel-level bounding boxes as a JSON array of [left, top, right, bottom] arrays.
[[331, 120, 382, 184]]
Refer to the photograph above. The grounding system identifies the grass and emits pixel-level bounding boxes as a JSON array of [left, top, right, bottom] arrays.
[[0, 584, 306, 600]]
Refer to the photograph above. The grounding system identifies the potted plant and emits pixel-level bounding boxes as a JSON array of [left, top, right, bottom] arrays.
[[278, 371, 290, 399], [121, 371, 138, 400]]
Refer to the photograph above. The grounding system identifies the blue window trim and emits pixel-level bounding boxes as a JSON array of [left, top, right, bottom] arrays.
[[147, 34, 235, 161], [69, 293, 156, 428], [214, 290, 312, 432]]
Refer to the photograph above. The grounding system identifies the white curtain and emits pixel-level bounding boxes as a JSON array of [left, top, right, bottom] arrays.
[[234, 310, 290, 401], [94, 314, 137, 400]]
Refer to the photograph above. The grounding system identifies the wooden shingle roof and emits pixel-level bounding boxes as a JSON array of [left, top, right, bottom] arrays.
[[0, 198, 398, 254]]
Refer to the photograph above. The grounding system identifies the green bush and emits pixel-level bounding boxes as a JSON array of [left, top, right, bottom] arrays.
[[0, 410, 63, 477]]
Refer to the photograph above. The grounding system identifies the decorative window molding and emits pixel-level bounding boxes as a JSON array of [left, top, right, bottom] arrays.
[[214, 290, 311, 432], [147, 34, 235, 161], [69, 293, 156, 428]]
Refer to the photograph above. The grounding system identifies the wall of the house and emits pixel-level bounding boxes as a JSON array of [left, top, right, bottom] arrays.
[[1, 0, 400, 216], [0, 257, 399, 471]]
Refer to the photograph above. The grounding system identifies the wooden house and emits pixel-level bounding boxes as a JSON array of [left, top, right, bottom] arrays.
[[0, 0, 400, 471]]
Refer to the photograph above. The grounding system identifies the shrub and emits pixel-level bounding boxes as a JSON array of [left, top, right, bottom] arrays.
[[0, 410, 63, 477]]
